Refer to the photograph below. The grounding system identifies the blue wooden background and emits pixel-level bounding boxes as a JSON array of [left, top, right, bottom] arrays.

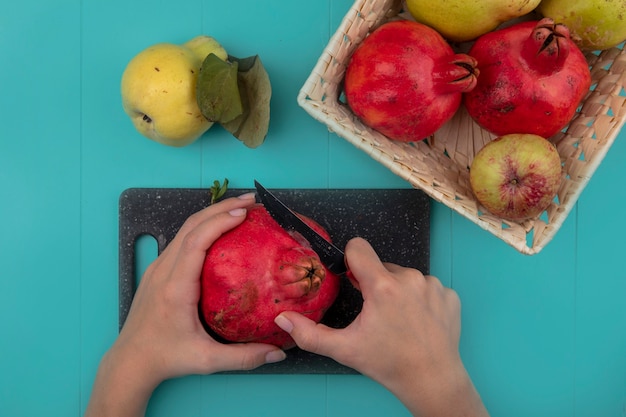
[[1, 0, 625, 416]]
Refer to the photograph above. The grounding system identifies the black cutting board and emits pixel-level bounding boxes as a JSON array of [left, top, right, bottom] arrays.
[[119, 187, 430, 374]]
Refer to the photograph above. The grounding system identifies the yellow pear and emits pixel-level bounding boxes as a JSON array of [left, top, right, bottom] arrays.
[[120, 36, 228, 147], [538, 0, 626, 50], [405, 0, 542, 42]]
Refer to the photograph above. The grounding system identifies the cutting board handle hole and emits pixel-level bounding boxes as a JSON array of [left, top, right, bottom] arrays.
[[135, 234, 158, 285]]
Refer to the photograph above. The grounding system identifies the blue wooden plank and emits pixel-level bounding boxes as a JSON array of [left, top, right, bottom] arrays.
[[327, 375, 411, 416], [77, 0, 208, 414], [448, 212, 578, 416], [574, 128, 626, 417], [428, 202, 454, 287], [199, 374, 328, 417], [0, 1, 82, 416]]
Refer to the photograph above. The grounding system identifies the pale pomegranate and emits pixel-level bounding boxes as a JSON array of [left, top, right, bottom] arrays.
[[464, 18, 592, 138], [344, 19, 478, 142], [200, 204, 340, 349]]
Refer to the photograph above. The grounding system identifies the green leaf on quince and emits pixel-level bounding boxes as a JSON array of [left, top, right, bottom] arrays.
[[220, 54, 271, 148], [197, 54, 243, 124]]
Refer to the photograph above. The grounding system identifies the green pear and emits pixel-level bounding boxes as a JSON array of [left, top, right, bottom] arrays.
[[538, 0, 626, 50], [405, 0, 542, 42], [120, 36, 228, 147]]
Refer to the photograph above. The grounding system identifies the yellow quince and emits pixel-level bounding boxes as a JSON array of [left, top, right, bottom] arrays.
[[121, 36, 228, 147]]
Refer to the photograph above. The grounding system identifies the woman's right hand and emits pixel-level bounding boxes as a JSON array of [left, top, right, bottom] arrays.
[[275, 237, 489, 417]]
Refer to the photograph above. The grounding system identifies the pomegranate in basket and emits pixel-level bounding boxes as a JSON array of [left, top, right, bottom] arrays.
[[344, 19, 478, 142], [464, 18, 592, 139]]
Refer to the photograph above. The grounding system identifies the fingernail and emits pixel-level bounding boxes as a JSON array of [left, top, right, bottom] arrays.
[[265, 350, 287, 364], [238, 192, 256, 200], [228, 208, 247, 217], [274, 314, 293, 334]]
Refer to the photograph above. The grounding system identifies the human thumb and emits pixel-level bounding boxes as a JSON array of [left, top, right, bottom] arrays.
[[205, 342, 286, 374], [274, 312, 340, 358]]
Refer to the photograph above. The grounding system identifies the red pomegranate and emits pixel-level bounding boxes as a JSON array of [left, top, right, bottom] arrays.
[[200, 204, 340, 349], [464, 18, 592, 138], [344, 19, 478, 142]]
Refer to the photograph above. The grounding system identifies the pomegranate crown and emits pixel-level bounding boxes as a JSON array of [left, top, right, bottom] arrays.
[[432, 53, 479, 94], [523, 17, 573, 74]]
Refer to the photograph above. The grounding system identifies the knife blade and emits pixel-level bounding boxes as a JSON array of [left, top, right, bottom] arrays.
[[254, 180, 348, 276]]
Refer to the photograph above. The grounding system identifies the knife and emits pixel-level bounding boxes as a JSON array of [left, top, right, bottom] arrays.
[[254, 180, 348, 276]]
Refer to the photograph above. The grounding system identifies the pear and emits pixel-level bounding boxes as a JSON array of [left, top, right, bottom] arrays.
[[120, 36, 228, 147], [538, 0, 626, 50], [404, 0, 542, 43]]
